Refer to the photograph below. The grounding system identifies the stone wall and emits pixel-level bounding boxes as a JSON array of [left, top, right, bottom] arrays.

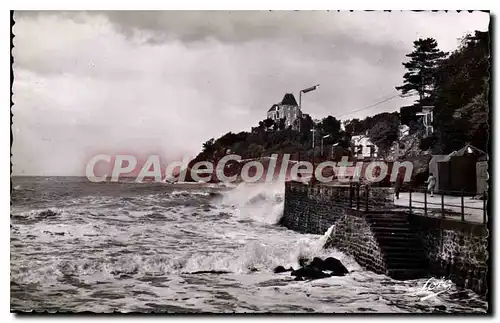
[[282, 181, 394, 226], [325, 213, 387, 275], [281, 181, 352, 234], [410, 216, 489, 296]]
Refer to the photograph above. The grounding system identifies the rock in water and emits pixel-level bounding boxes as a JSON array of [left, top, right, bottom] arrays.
[[273, 266, 294, 273], [189, 270, 231, 275], [298, 256, 311, 267], [38, 210, 58, 219], [310, 257, 324, 269], [322, 257, 349, 276], [291, 267, 331, 280]]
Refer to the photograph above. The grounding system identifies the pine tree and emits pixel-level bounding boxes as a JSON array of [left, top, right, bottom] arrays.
[[396, 38, 448, 128]]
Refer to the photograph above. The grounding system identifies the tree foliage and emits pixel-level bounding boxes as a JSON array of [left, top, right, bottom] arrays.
[[366, 112, 400, 157], [317, 116, 342, 145], [193, 114, 350, 163], [343, 118, 365, 135], [396, 38, 448, 129], [432, 31, 490, 153]]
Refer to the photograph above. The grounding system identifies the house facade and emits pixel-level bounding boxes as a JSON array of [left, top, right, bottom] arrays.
[[267, 93, 302, 131], [351, 134, 378, 158]]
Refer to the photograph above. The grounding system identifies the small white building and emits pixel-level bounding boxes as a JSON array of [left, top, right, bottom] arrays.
[[351, 134, 378, 158], [267, 93, 302, 131], [416, 106, 434, 137], [399, 125, 410, 138]]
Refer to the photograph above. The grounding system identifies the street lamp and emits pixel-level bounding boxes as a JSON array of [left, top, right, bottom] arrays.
[[321, 134, 331, 157], [298, 84, 320, 132]]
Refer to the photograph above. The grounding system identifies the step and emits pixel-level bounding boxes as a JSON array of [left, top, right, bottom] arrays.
[[371, 225, 410, 230], [367, 218, 410, 225], [367, 210, 408, 215], [387, 268, 428, 280], [378, 243, 422, 250], [381, 245, 423, 251], [376, 234, 420, 239], [367, 212, 409, 217], [366, 218, 410, 225], [375, 235, 421, 243], [385, 251, 426, 258], [371, 227, 411, 232], [386, 258, 426, 268], [374, 232, 419, 239], [385, 253, 426, 261], [368, 214, 409, 219], [370, 224, 411, 229], [385, 253, 426, 260], [367, 215, 409, 220]]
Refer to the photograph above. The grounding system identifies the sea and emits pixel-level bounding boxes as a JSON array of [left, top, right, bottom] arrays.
[[10, 176, 487, 313]]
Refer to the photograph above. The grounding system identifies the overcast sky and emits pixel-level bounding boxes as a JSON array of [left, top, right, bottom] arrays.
[[12, 11, 489, 176]]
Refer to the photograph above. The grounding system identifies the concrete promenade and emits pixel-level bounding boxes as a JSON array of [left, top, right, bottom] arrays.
[[394, 192, 487, 224]]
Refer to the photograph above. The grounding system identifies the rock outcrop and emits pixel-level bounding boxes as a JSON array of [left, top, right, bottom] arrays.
[[274, 256, 349, 281]]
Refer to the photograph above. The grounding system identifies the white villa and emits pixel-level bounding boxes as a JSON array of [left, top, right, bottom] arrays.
[[267, 93, 302, 131], [351, 134, 378, 158]]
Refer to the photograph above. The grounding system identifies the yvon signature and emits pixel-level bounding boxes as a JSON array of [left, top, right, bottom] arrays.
[[413, 277, 453, 301]]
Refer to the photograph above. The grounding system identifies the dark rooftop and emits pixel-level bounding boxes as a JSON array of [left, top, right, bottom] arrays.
[[281, 93, 298, 106]]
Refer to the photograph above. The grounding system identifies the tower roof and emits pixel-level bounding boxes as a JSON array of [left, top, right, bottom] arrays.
[[281, 93, 298, 106]]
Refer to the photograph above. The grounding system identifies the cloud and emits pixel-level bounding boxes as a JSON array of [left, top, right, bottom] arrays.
[[12, 11, 489, 175]]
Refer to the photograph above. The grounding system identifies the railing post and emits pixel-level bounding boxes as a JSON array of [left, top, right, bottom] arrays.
[[356, 183, 360, 211], [441, 193, 445, 219], [461, 189, 465, 222], [365, 185, 369, 212], [409, 188, 412, 215], [483, 191, 487, 225], [424, 187, 427, 216], [349, 182, 353, 208]]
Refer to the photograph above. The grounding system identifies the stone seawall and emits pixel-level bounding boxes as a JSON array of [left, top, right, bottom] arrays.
[[281, 181, 394, 233], [410, 216, 489, 295], [325, 213, 387, 275], [281, 181, 350, 234], [281, 181, 489, 296]]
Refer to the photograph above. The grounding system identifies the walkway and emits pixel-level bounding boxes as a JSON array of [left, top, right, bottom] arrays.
[[394, 192, 487, 224]]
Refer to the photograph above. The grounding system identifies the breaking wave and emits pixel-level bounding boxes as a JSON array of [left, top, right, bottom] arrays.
[[218, 181, 285, 225]]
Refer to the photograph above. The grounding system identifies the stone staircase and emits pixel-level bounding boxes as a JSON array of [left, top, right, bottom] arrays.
[[365, 211, 429, 280]]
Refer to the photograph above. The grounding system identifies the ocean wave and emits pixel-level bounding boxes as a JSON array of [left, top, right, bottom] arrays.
[[171, 190, 211, 197], [11, 223, 358, 286], [11, 208, 64, 220], [218, 182, 285, 225]]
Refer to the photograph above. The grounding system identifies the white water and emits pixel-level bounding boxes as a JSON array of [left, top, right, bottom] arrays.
[[10, 177, 487, 313]]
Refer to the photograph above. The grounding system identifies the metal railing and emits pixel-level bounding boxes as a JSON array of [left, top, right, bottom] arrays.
[[290, 181, 488, 224], [404, 187, 488, 224], [308, 182, 394, 213]]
